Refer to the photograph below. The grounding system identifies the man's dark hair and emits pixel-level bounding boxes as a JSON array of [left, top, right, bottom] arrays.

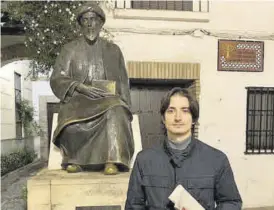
[[160, 87, 199, 129]]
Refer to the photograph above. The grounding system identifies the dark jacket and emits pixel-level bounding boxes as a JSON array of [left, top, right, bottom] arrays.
[[125, 138, 242, 210]]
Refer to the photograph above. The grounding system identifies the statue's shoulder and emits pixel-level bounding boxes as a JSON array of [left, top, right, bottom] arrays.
[[62, 37, 85, 51], [100, 38, 120, 52]]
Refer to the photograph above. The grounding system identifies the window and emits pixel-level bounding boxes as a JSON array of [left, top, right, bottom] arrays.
[[115, 0, 209, 12], [246, 87, 274, 154], [15, 73, 22, 139], [130, 1, 192, 11]]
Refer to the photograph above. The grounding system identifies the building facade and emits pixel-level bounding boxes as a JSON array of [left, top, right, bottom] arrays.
[[28, 1, 274, 208], [0, 59, 34, 153], [104, 1, 274, 208]]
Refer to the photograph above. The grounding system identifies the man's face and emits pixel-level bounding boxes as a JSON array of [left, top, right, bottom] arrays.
[[163, 94, 193, 141], [80, 11, 103, 41]]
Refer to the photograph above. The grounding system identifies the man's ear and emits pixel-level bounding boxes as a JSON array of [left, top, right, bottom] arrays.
[[161, 115, 165, 125]]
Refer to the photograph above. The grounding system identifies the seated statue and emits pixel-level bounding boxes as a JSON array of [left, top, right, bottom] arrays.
[[50, 2, 134, 175]]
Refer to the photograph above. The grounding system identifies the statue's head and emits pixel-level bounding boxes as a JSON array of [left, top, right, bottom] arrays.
[[77, 2, 105, 41]]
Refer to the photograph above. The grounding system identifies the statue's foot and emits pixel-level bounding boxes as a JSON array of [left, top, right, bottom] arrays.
[[104, 163, 118, 175], [66, 164, 82, 173]]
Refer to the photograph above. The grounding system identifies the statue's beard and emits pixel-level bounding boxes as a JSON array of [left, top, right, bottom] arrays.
[[83, 28, 100, 41], [84, 33, 98, 41]]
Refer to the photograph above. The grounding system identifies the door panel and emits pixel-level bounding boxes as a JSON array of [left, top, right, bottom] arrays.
[[47, 103, 60, 151], [130, 82, 190, 149]]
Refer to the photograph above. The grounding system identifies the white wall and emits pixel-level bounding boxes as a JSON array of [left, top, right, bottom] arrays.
[[199, 39, 274, 209], [104, 1, 274, 34], [31, 81, 54, 122], [102, 1, 274, 208], [0, 60, 33, 140]]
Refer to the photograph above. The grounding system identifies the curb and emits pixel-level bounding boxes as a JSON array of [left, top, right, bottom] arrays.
[[1, 159, 46, 192]]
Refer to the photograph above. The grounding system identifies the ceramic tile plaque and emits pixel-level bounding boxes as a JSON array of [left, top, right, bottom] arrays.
[[218, 40, 264, 72]]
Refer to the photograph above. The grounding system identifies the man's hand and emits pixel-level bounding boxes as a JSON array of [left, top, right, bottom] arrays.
[[76, 83, 114, 98]]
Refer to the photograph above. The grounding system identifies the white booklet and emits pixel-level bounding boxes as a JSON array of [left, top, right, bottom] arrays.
[[168, 184, 205, 210]]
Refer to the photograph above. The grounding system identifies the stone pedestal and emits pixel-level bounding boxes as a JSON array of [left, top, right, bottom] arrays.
[[30, 111, 141, 210], [27, 169, 131, 210]]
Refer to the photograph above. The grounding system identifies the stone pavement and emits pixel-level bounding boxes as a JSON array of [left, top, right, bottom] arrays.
[[1, 174, 28, 210], [1, 160, 46, 210]]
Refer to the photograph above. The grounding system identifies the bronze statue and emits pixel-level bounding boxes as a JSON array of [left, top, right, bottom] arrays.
[[50, 2, 134, 175]]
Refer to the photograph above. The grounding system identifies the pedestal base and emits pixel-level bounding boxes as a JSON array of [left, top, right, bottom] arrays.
[[27, 169, 130, 210]]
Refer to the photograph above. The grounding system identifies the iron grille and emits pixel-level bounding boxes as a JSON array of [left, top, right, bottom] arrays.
[[14, 72, 22, 139], [115, 1, 193, 11], [245, 87, 274, 154]]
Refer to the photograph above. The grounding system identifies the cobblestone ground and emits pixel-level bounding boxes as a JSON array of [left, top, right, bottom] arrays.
[[1, 175, 28, 210], [1, 169, 40, 210]]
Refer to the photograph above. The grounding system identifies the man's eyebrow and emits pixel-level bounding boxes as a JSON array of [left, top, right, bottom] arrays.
[[181, 107, 190, 109], [167, 106, 175, 109], [167, 106, 189, 109]]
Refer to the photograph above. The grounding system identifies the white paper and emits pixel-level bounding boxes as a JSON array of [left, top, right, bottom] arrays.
[[168, 184, 205, 210]]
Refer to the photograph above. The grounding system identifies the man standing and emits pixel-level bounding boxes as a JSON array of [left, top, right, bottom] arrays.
[[125, 87, 242, 210]]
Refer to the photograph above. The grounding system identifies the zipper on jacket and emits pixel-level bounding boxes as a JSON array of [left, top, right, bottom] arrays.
[[173, 165, 177, 189], [171, 165, 177, 210]]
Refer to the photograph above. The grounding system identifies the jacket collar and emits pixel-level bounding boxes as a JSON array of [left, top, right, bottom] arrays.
[[162, 136, 196, 168]]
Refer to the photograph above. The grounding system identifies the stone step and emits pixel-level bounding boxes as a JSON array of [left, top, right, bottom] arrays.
[[27, 169, 130, 210]]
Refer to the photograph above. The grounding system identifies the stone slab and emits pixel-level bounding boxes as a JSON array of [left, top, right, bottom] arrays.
[[27, 169, 131, 210], [48, 113, 62, 170]]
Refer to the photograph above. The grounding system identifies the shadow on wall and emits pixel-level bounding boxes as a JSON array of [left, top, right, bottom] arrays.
[[1, 136, 41, 158]]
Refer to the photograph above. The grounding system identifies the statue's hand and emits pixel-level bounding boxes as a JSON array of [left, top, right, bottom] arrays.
[[87, 86, 115, 98], [76, 83, 114, 98]]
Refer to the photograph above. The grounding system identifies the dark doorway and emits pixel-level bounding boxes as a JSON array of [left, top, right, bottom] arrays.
[[130, 79, 193, 149], [47, 103, 60, 151]]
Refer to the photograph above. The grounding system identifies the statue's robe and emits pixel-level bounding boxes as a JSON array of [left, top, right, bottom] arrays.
[[50, 37, 134, 170]]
